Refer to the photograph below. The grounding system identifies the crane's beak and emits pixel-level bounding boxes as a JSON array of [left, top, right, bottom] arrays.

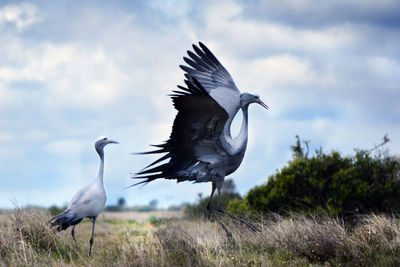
[[258, 100, 269, 110], [108, 140, 119, 144]]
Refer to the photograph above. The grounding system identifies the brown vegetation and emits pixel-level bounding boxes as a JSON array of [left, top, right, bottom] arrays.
[[1, 208, 400, 266]]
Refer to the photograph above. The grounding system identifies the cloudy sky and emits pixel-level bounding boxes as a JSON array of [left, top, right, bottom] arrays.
[[1, 0, 399, 209]]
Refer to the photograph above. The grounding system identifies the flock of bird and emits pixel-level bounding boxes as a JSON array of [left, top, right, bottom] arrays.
[[50, 42, 268, 256]]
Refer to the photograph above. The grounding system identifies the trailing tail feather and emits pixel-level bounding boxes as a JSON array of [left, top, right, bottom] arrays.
[[49, 210, 82, 231]]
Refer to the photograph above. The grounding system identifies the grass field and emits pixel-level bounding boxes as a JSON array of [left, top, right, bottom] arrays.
[[1, 208, 400, 266]]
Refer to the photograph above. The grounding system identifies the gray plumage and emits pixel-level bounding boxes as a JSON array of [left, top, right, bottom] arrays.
[[50, 136, 118, 256], [134, 42, 268, 219]]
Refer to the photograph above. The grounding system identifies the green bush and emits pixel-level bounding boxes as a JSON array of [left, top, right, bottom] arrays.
[[229, 136, 400, 219], [48, 205, 67, 216]]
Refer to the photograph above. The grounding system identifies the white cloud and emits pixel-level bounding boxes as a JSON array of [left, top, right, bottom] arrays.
[[0, 41, 128, 110], [148, 0, 191, 18], [202, 1, 355, 53], [367, 56, 400, 88], [0, 132, 14, 143], [46, 139, 86, 158], [0, 81, 15, 105], [242, 54, 316, 88], [0, 3, 40, 31]]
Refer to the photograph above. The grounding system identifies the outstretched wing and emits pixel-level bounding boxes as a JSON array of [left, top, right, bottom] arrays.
[[181, 42, 241, 115], [134, 78, 229, 185], [181, 42, 239, 93]]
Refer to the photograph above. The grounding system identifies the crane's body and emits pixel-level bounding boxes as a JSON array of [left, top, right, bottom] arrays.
[[50, 136, 117, 256], [134, 43, 268, 224], [67, 177, 106, 218]]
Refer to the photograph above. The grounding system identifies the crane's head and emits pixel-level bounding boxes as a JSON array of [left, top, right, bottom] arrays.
[[95, 136, 118, 156], [240, 93, 269, 110]]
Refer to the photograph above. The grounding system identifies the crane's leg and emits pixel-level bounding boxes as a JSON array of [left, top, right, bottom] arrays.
[[206, 181, 232, 238], [89, 216, 97, 257], [215, 181, 260, 232], [206, 182, 216, 211], [71, 225, 77, 243], [216, 179, 224, 211]]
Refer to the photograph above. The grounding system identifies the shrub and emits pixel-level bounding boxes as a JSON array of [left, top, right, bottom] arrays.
[[229, 136, 400, 219], [0, 207, 80, 265], [154, 224, 204, 266], [48, 205, 67, 216]]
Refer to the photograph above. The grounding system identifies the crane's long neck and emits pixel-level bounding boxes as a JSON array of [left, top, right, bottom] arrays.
[[236, 104, 249, 149], [222, 104, 249, 155], [96, 147, 105, 186]]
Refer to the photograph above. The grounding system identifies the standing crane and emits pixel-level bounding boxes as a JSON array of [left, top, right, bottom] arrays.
[[50, 136, 118, 256], [134, 42, 268, 232]]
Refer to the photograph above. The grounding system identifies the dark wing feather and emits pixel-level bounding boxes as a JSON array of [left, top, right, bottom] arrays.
[[180, 42, 240, 93], [133, 78, 229, 185]]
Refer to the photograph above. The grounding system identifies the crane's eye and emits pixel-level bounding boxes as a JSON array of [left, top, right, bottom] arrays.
[[103, 138, 107, 141]]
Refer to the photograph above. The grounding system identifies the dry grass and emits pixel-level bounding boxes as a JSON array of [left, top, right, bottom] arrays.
[[0, 207, 82, 266], [99, 211, 183, 223], [1, 208, 400, 266]]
